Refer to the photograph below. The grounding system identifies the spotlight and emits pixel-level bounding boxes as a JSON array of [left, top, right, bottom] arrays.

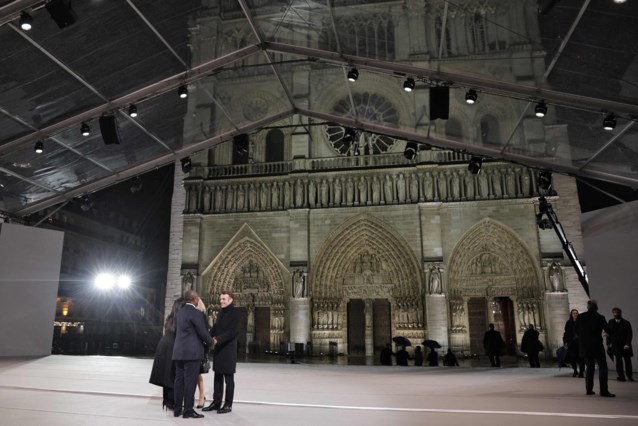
[[467, 156, 483, 174], [80, 195, 93, 212], [95, 273, 115, 290], [129, 176, 143, 193], [465, 89, 478, 105], [181, 157, 192, 173], [538, 171, 552, 191], [403, 77, 415, 92], [34, 140, 44, 154], [80, 122, 90, 136], [535, 101, 547, 118], [602, 113, 616, 131], [116, 275, 131, 289], [404, 141, 418, 160], [178, 85, 188, 99], [128, 104, 138, 117], [613, 0, 626, 3], [536, 213, 553, 230], [19, 11, 33, 31], [347, 68, 359, 82]]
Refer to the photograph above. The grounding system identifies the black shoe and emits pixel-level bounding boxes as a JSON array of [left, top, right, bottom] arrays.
[[600, 392, 616, 397], [572, 372, 578, 377], [183, 411, 205, 418], [217, 405, 232, 414], [174, 409, 183, 417], [202, 402, 221, 412], [586, 391, 595, 395], [617, 377, 626, 382]]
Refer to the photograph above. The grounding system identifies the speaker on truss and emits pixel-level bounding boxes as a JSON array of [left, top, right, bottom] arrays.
[[429, 87, 450, 120], [99, 115, 120, 145], [45, 0, 78, 28]]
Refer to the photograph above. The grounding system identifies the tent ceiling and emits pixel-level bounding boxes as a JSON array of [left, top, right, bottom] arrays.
[[0, 0, 637, 217]]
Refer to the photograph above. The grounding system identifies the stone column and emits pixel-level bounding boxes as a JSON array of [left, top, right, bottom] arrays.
[[289, 297, 311, 345], [246, 306, 255, 354], [544, 292, 569, 349], [164, 162, 187, 322], [365, 298, 374, 356], [425, 294, 449, 349]]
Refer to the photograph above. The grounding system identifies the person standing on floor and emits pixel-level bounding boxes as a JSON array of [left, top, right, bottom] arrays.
[[521, 324, 542, 368], [413, 346, 424, 366], [575, 299, 615, 397], [172, 290, 213, 418], [563, 309, 585, 377], [395, 346, 410, 366], [380, 343, 394, 365], [607, 307, 633, 382], [483, 323, 504, 367], [203, 291, 240, 414]]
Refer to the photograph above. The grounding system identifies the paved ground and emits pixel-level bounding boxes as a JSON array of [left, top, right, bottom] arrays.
[[0, 356, 636, 426]]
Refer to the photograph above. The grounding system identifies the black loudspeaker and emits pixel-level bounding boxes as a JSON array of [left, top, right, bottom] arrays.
[[46, 0, 78, 28], [429, 87, 450, 120], [99, 115, 120, 145], [233, 134, 249, 154]]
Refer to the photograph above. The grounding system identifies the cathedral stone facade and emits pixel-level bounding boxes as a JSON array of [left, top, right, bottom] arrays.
[[164, 0, 589, 359]]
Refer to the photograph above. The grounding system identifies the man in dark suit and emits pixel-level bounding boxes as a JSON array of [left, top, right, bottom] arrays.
[[203, 290, 240, 414], [172, 290, 213, 418], [607, 307, 633, 382], [521, 324, 541, 368], [575, 299, 615, 397], [483, 323, 504, 367]]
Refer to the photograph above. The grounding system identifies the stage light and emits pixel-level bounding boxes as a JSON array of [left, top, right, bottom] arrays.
[[116, 275, 131, 289], [34, 141, 44, 154], [467, 156, 483, 174], [535, 101, 547, 118], [19, 11, 33, 31], [602, 113, 616, 131], [95, 273, 115, 290], [128, 104, 138, 117], [129, 176, 142, 193], [538, 171, 552, 191], [613, 0, 626, 3], [465, 89, 478, 105], [403, 77, 415, 92], [178, 85, 188, 99], [81, 122, 90, 136], [404, 142, 418, 160], [80, 195, 93, 212], [181, 157, 192, 173], [347, 68, 359, 82]]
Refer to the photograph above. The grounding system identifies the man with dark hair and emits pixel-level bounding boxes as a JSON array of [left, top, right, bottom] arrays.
[[521, 324, 541, 368], [172, 290, 213, 418], [607, 307, 633, 382], [575, 300, 615, 397], [203, 291, 240, 414], [484, 323, 504, 367]]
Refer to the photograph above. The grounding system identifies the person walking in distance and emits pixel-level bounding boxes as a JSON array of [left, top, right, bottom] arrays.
[[483, 323, 504, 367], [203, 291, 240, 414], [172, 290, 213, 418], [521, 324, 542, 368], [607, 307, 633, 382], [575, 300, 615, 397]]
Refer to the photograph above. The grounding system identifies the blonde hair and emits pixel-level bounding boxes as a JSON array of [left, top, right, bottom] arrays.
[[196, 298, 206, 313]]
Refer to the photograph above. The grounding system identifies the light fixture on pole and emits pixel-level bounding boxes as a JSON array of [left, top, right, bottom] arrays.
[[128, 104, 138, 118], [178, 85, 188, 99], [403, 77, 415, 92], [465, 89, 478, 105], [602, 113, 616, 131], [403, 141, 418, 160], [19, 11, 33, 31], [535, 101, 547, 118], [34, 140, 44, 154], [80, 122, 90, 136], [467, 156, 483, 174], [347, 68, 359, 82], [181, 157, 192, 173]]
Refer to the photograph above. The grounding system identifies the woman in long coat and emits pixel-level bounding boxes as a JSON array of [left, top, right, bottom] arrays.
[[149, 297, 184, 410], [563, 309, 585, 377]]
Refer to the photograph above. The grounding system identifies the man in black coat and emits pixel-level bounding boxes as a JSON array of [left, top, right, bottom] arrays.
[[483, 323, 504, 367], [172, 290, 213, 418], [203, 290, 240, 414], [575, 299, 615, 397], [607, 307, 633, 382], [521, 324, 541, 368]]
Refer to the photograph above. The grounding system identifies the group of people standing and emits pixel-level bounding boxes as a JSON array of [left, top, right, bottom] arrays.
[[149, 290, 240, 419], [380, 344, 459, 367]]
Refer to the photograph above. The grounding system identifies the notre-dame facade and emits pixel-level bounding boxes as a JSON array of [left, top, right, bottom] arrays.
[[164, 0, 589, 359]]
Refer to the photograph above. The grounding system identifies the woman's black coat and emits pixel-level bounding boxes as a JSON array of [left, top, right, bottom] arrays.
[[149, 332, 176, 388]]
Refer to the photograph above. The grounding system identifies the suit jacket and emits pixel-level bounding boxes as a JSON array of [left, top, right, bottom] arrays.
[[210, 303, 241, 374], [172, 304, 213, 361], [575, 309, 610, 358], [607, 318, 633, 357]]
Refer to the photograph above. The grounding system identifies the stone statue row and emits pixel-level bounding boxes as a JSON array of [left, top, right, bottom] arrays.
[[312, 300, 341, 329], [184, 166, 536, 213]]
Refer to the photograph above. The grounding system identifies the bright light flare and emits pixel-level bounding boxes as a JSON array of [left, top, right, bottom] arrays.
[[116, 275, 131, 289], [95, 273, 115, 290]]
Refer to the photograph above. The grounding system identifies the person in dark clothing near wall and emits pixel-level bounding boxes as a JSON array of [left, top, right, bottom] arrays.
[[563, 309, 585, 377], [607, 307, 633, 382], [521, 324, 542, 368], [395, 346, 410, 366], [575, 300, 615, 397], [380, 343, 394, 365], [203, 291, 241, 414], [483, 323, 504, 367]]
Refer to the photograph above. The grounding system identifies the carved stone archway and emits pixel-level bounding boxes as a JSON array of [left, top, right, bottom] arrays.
[[447, 218, 543, 352], [201, 224, 289, 350], [311, 213, 424, 353]]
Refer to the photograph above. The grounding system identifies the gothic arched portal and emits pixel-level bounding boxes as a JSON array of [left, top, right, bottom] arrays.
[[447, 218, 544, 354], [311, 213, 424, 355]]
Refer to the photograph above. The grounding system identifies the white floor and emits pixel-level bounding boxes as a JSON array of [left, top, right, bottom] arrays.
[[0, 356, 637, 426]]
